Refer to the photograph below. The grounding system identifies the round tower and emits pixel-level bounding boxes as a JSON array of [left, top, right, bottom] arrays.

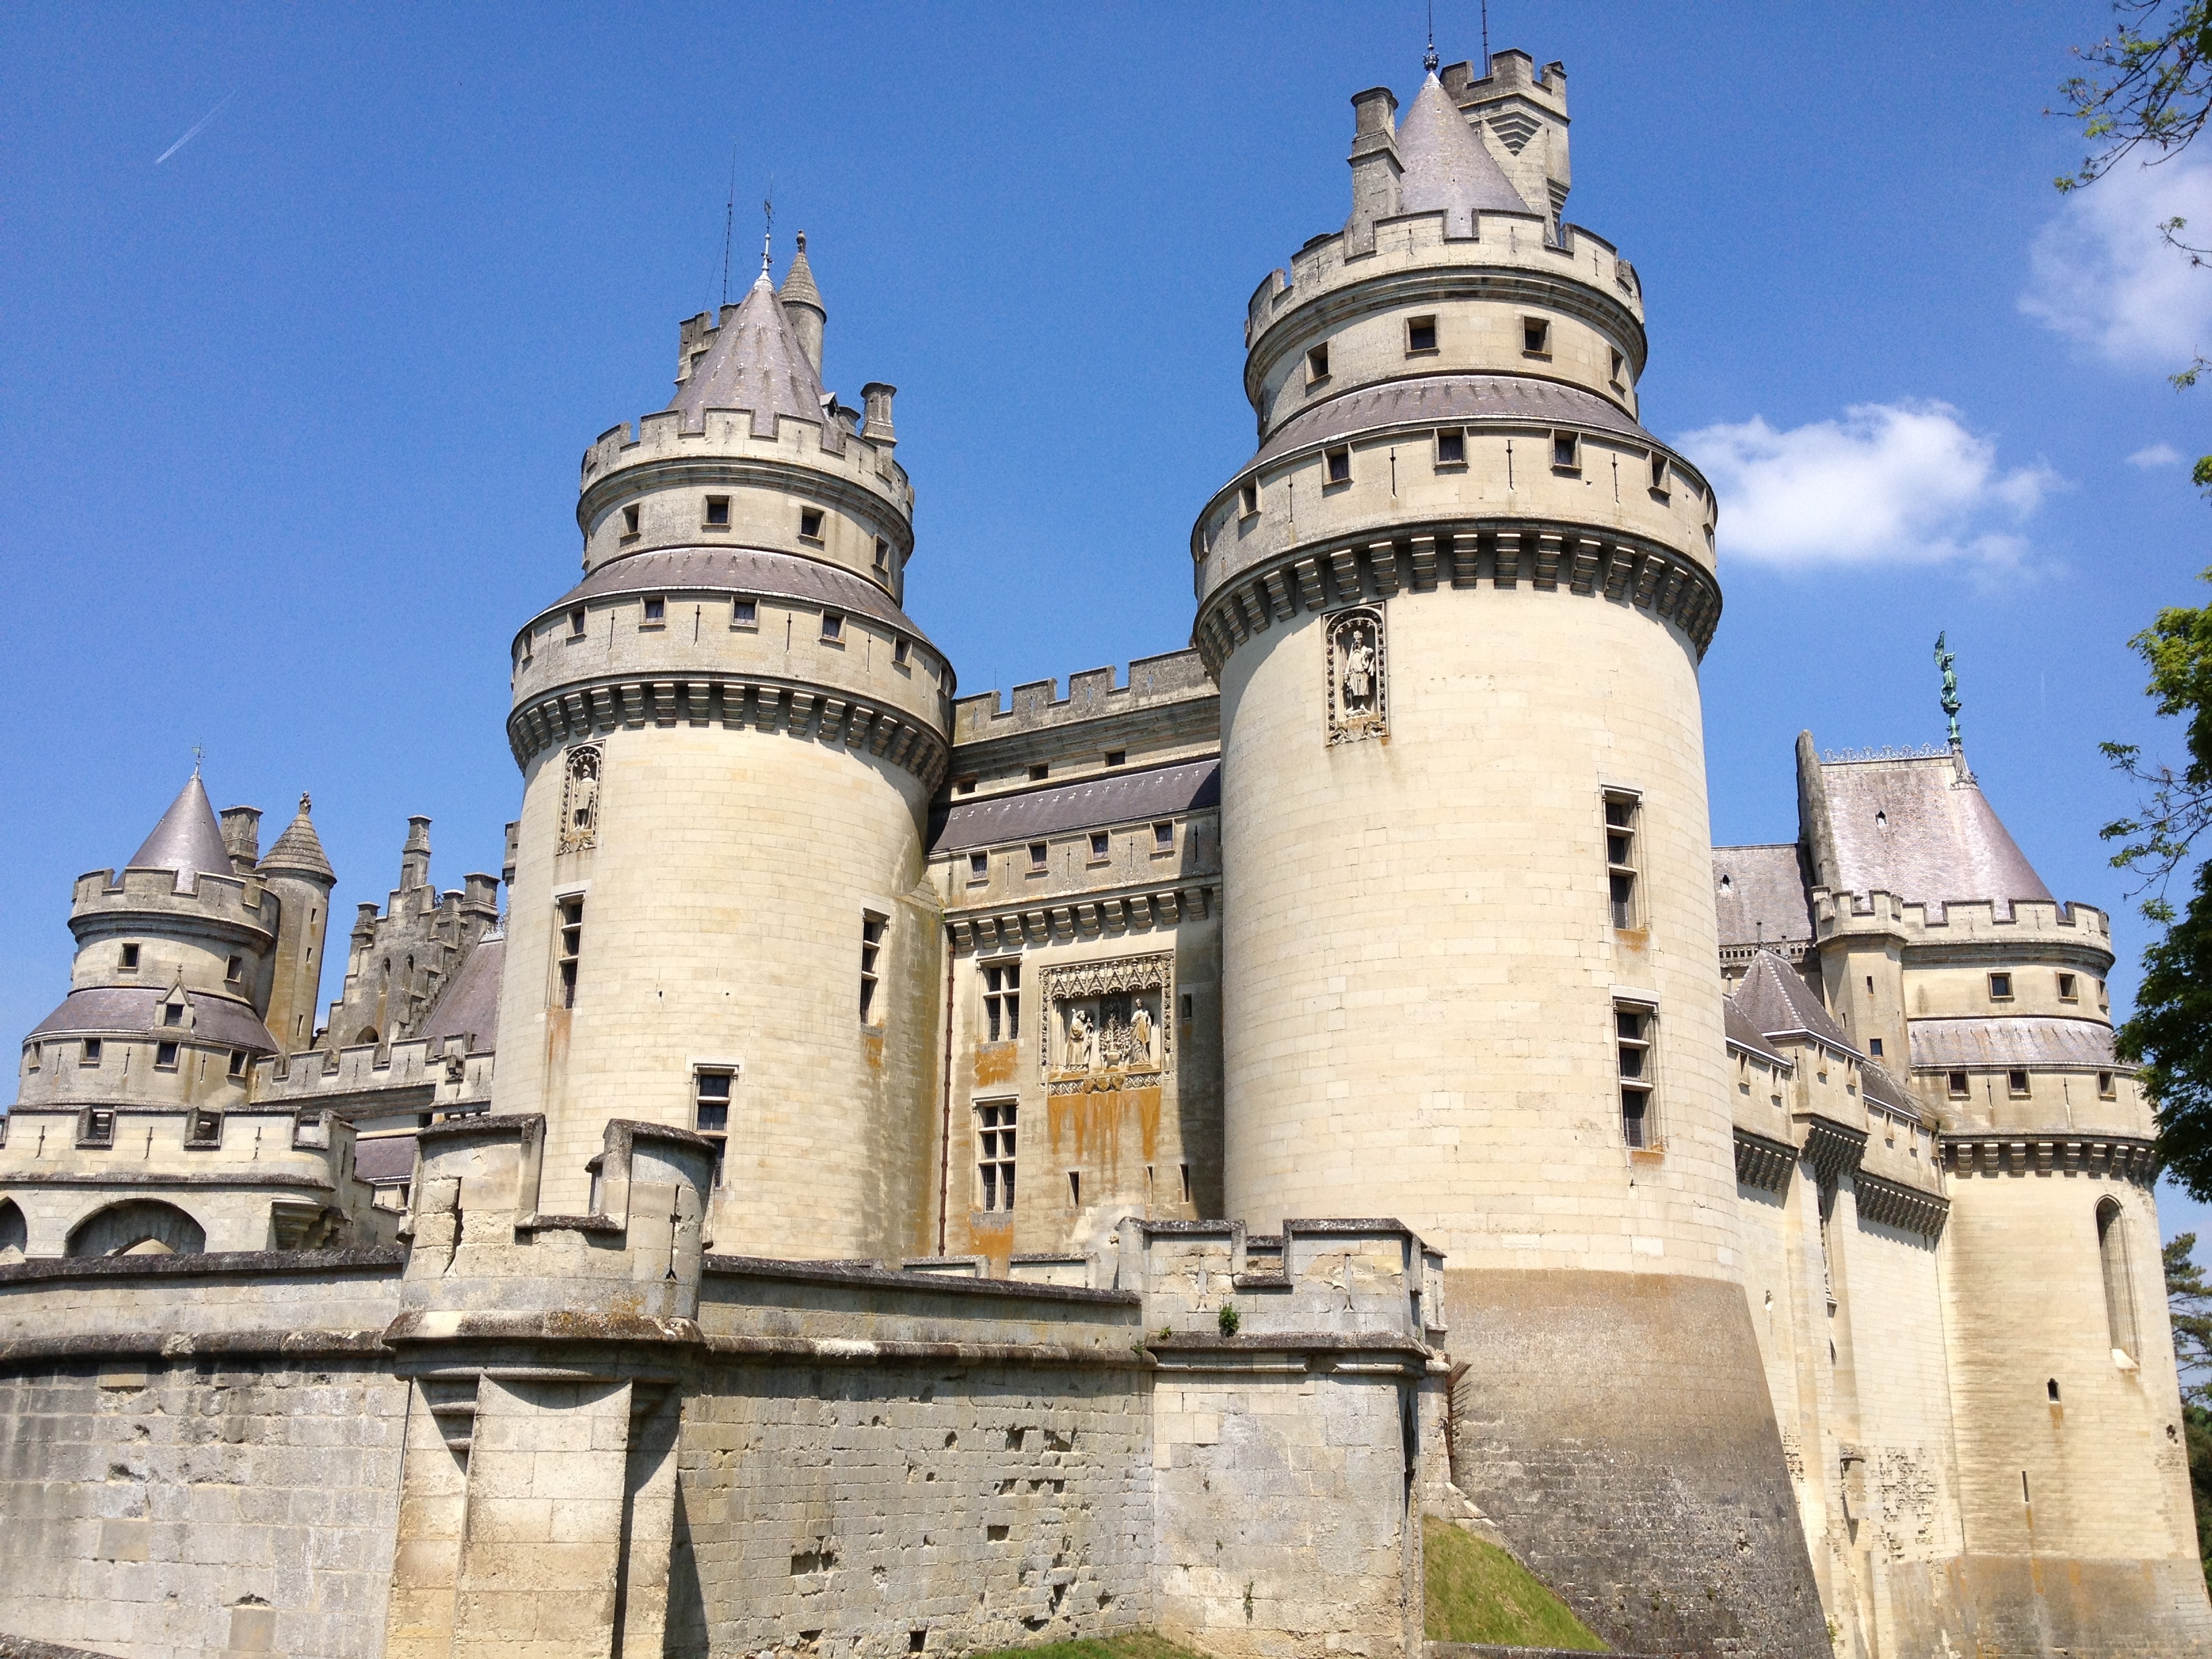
[[491, 243, 953, 1256], [1192, 52, 1826, 1656], [256, 794, 336, 1054]]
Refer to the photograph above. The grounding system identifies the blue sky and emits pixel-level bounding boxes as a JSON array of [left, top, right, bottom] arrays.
[[5, 3, 2211, 1234]]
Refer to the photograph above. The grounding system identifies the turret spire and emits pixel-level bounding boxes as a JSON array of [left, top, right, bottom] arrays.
[[127, 775, 234, 888]]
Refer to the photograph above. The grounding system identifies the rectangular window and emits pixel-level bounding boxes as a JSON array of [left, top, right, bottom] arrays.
[[1406, 315, 1437, 354], [1089, 831, 1110, 862], [155, 1041, 180, 1069], [642, 595, 665, 626], [2057, 972, 2078, 1002], [162, 1002, 184, 1027], [968, 851, 989, 882], [224, 954, 243, 985], [732, 598, 758, 628], [569, 607, 588, 638], [622, 504, 640, 537], [820, 611, 844, 643], [1604, 793, 1639, 929], [955, 777, 977, 796], [1239, 480, 1259, 517], [704, 495, 731, 527], [874, 537, 890, 572], [1523, 317, 1551, 356], [977, 1101, 1017, 1212], [25, 1043, 39, 1073], [1028, 763, 1050, 781], [1552, 431, 1580, 471], [2008, 1069, 2031, 1097], [1027, 842, 1048, 872], [1616, 1002, 1656, 1149], [1306, 344, 1330, 383], [228, 1049, 247, 1080], [1104, 749, 1126, 767], [1153, 821, 1175, 853], [1609, 347, 1625, 385], [893, 637, 912, 666], [79, 1108, 115, 1148], [1649, 453, 1669, 494], [81, 1038, 102, 1067], [2100, 1070, 2117, 1098], [799, 507, 825, 541], [1435, 428, 1466, 466], [1868, 1037, 1883, 1057], [119, 943, 140, 971], [1947, 1070, 1970, 1097], [1989, 972, 2013, 1000], [693, 1069, 731, 1186], [983, 960, 1021, 1042], [556, 895, 584, 1008], [1325, 445, 1351, 485], [1068, 1170, 1082, 1206], [860, 913, 887, 1024], [186, 1108, 222, 1147]]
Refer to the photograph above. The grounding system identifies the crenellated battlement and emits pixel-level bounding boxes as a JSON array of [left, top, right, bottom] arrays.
[[1813, 886, 2113, 954], [951, 649, 1216, 744], [255, 1031, 493, 1103], [1110, 1216, 1445, 1345], [70, 865, 280, 939], [581, 403, 912, 518]]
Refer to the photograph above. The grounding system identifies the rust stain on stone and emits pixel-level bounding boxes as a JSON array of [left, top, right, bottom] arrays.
[[862, 1030, 884, 1071], [972, 1042, 1017, 1088]]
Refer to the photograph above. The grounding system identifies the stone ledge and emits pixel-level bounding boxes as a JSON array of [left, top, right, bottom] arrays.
[[702, 1252, 1141, 1307], [704, 1334, 1147, 1369], [0, 1246, 405, 1285], [0, 1328, 390, 1368], [0, 1171, 337, 1191]]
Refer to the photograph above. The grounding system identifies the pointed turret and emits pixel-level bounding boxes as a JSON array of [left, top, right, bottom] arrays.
[[666, 267, 830, 441], [1395, 72, 1528, 237], [261, 794, 334, 883], [258, 793, 337, 1054], [127, 775, 235, 891], [779, 230, 826, 375]]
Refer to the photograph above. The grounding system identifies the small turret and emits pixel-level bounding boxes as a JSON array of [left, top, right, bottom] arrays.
[[218, 806, 263, 876], [779, 230, 826, 376], [259, 794, 337, 1053], [400, 815, 432, 893]]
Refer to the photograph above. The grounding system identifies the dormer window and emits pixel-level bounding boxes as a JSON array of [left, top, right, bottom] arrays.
[[162, 1002, 184, 1028], [704, 496, 731, 528], [642, 596, 665, 626], [799, 507, 825, 541], [119, 943, 140, 972], [1435, 428, 1466, 467], [1406, 315, 1438, 354], [621, 504, 640, 537], [1306, 344, 1330, 384], [1523, 317, 1551, 356]]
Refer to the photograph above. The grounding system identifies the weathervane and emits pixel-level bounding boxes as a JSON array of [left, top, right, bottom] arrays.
[[1425, 0, 1438, 73], [1933, 632, 1962, 747], [192, 743, 203, 778], [761, 186, 775, 276]]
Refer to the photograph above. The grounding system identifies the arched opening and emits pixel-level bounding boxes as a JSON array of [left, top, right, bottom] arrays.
[[354, 1027, 378, 1046], [2097, 1196, 2139, 1361], [0, 1198, 26, 1263], [66, 1200, 205, 1259]]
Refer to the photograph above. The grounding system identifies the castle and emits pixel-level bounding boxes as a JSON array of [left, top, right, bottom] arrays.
[[0, 44, 2204, 1659]]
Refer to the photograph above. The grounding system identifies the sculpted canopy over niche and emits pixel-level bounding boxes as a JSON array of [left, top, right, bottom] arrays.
[[559, 745, 601, 855], [1044, 954, 1173, 1094], [1326, 607, 1387, 745]]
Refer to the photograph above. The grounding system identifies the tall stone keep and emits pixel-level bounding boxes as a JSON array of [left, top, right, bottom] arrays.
[[492, 243, 954, 1252], [1190, 52, 1826, 1657]]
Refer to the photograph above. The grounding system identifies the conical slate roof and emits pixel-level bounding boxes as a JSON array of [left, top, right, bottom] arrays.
[[127, 775, 234, 888], [1818, 753, 2051, 914], [777, 232, 823, 314], [260, 793, 335, 883], [667, 267, 836, 444], [1732, 949, 1856, 1054], [1395, 73, 1532, 235]]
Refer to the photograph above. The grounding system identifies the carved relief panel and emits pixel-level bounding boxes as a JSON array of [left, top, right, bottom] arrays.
[[1041, 953, 1173, 1094], [558, 745, 602, 854], [1326, 605, 1387, 745]]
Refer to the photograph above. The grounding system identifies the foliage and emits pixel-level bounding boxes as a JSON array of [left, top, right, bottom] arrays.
[[1216, 1300, 1240, 1337], [1421, 1517, 1610, 1651], [2167, 1236, 2212, 1589]]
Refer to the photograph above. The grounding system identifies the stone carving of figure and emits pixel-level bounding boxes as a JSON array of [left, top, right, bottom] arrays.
[[1067, 1007, 1094, 1071], [569, 766, 598, 833], [1341, 628, 1376, 708], [1130, 1003, 1154, 1066]]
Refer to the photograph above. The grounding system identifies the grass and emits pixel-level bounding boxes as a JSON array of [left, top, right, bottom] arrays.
[[1422, 1517, 1610, 1652], [963, 1637, 1214, 1659]]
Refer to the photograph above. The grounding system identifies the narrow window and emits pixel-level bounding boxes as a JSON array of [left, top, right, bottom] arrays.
[[1089, 831, 1110, 861], [1616, 1002, 1656, 1148], [569, 607, 588, 638], [228, 1049, 246, 1080], [2008, 1069, 2031, 1097], [1948, 1069, 1970, 1097], [977, 1101, 1017, 1211], [1868, 1037, 1884, 1057], [155, 1041, 180, 1069], [556, 895, 584, 1008], [1104, 750, 1126, 767], [1406, 315, 1437, 354], [894, 637, 912, 667], [119, 943, 140, 971], [1068, 1170, 1082, 1206], [1180, 1162, 1191, 1202], [81, 1038, 103, 1067], [799, 507, 825, 541], [1552, 431, 1580, 471], [80, 1108, 115, 1148], [1609, 347, 1625, 385], [2047, 1378, 2062, 1402], [693, 1069, 732, 1186], [188, 1108, 222, 1146], [2099, 1070, 2116, 1099], [704, 495, 731, 527], [1435, 428, 1465, 466], [1325, 445, 1351, 485], [983, 960, 1021, 1042], [1523, 317, 1551, 355], [220, 954, 242, 987], [1988, 972, 2013, 1000], [820, 612, 844, 643], [622, 504, 640, 537], [1306, 344, 1330, 383], [25, 1043, 39, 1073], [1028, 764, 1050, 781], [732, 598, 758, 628], [642, 596, 665, 626], [1181, 992, 1193, 1021], [162, 1002, 184, 1028], [2099, 1197, 2139, 1359], [955, 777, 978, 796], [1604, 793, 1639, 929], [968, 851, 988, 882], [1153, 821, 1175, 852], [1027, 842, 1048, 872], [859, 913, 887, 1024], [874, 537, 890, 572], [1239, 480, 1259, 517], [2057, 972, 2078, 1002], [1649, 453, 1669, 494]]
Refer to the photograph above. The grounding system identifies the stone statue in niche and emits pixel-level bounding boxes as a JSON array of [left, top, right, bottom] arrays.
[[1042, 953, 1174, 1092], [559, 745, 602, 855], [1326, 605, 1387, 745]]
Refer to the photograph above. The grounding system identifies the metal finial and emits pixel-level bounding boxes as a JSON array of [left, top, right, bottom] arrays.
[[761, 186, 775, 276], [1425, 0, 1439, 72], [1934, 632, 1962, 747], [1481, 0, 1490, 70], [192, 743, 203, 778]]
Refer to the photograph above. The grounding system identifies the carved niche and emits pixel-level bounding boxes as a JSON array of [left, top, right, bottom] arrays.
[[1326, 605, 1387, 745], [558, 745, 602, 855], [1041, 953, 1173, 1094]]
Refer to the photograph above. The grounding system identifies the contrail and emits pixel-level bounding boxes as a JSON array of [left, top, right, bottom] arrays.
[[155, 91, 237, 165]]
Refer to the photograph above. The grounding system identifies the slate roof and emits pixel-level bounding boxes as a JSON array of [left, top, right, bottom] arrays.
[[778, 234, 823, 314], [1713, 844, 1813, 954], [418, 933, 504, 1054], [1395, 71, 1534, 234], [534, 547, 930, 644], [28, 987, 276, 1053], [1820, 754, 2051, 913], [126, 776, 234, 889], [1723, 1001, 1791, 1068], [1908, 1017, 2119, 1071], [667, 268, 837, 445], [930, 758, 1220, 855], [1254, 375, 1652, 470], [1731, 949, 1855, 1053], [352, 1134, 419, 1185], [259, 794, 333, 882]]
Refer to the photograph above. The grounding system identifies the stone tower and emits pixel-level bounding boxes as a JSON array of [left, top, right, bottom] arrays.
[[1190, 52, 1826, 1656], [491, 242, 954, 1254], [257, 793, 336, 1053]]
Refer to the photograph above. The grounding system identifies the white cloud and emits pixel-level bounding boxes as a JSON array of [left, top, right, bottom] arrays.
[[2128, 441, 2184, 467], [2021, 157, 2212, 367], [1677, 401, 2059, 572]]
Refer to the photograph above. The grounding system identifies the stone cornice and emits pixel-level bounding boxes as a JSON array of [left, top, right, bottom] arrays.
[[1733, 1126, 1797, 1195], [1852, 1170, 1949, 1241], [506, 672, 949, 790], [943, 882, 1217, 954], [1192, 521, 1719, 676], [1940, 1132, 2156, 1185], [1798, 1113, 1870, 1184]]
